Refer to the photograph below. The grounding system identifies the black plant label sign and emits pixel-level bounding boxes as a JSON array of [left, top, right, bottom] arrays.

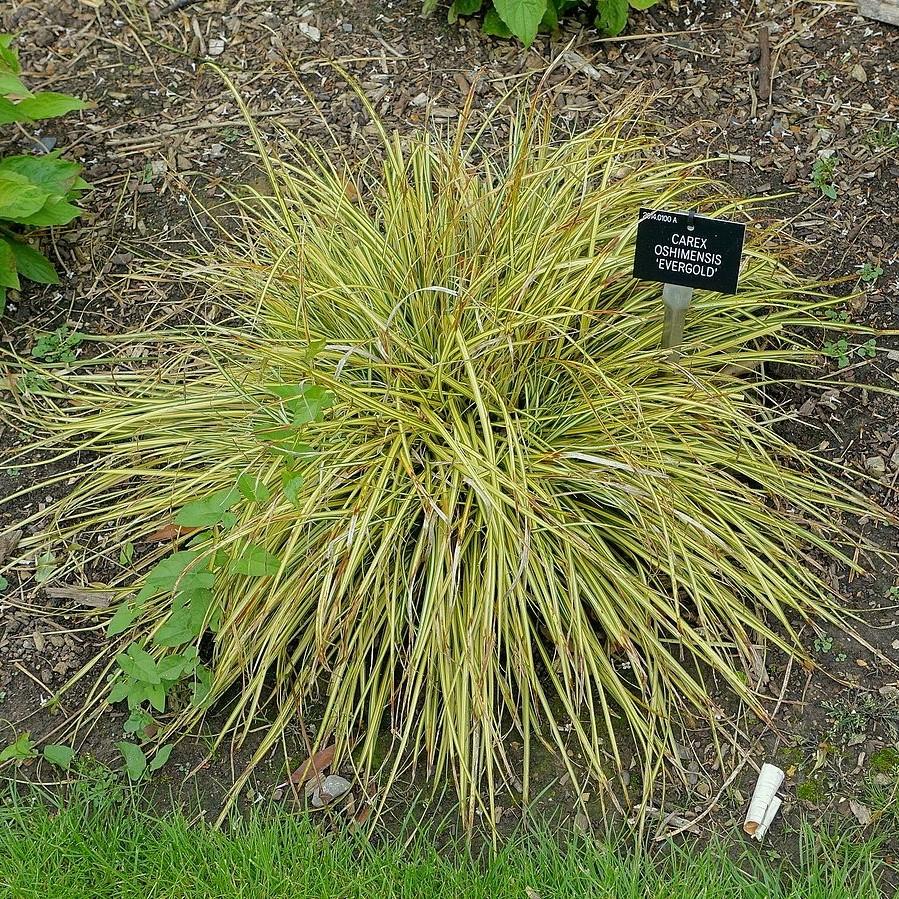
[[632, 208, 746, 295]]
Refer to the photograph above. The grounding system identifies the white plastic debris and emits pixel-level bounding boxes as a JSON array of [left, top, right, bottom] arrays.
[[752, 795, 782, 841], [743, 763, 784, 838]]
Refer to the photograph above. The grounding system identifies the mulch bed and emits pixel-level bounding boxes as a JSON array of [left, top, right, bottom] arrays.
[[0, 0, 897, 842]]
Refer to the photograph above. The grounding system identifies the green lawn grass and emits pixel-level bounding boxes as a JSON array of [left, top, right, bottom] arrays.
[[0, 784, 895, 899]]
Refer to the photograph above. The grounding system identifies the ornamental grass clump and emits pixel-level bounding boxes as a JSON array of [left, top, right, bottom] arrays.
[[1, 97, 884, 823]]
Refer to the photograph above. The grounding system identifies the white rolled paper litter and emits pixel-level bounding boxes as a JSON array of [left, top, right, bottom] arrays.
[[743, 763, 784, 835], [752, 795, 782, 841]]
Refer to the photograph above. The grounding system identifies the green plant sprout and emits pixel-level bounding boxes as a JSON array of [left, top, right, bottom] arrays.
[[811, 155, 838, 199], [859, 262, 883, 284]]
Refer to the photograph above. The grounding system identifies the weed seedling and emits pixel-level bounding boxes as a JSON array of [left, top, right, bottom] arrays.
[[31, 326, 83, 364], [859, 262, 884, 284], [811, 155, 838, 199]]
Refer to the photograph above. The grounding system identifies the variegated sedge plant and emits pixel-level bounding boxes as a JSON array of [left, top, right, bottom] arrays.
[[0, 87, 888, 826]]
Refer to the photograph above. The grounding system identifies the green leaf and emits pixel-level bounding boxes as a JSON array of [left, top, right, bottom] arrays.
[[492, 0, 546, 44], [119, 541, 135, 566], [118, 643, 160, 685], [149, 744, 173, 772], [117, 741, 147, 780], [0, 732, 35, 763], [4, 236, 58, 285], [595, 0, 629, 35], [449, 0, 483, 21], [12, 197, 82, 227], [35, 550, 56, 584], [123, 708, 154, 736], [0, 171, 50, 220], [106, 602, 138, 636], [268, 383, 334, 425], [0, 239, 19, 291], [0, 155, 83, 197], [0, 72, 30, 96], [237, 473, 270, 504], [282, 470, 304, 507], [154, 589, 212, 647], [136, 550, 202, 601], [0, 287, 6, 316], [0, 574, 8, 593], [482, 8, 513, 37], [174, 487, 241, 528], [229, 543, 280, 577], [13, 91, 86, 121], [43, 744, 74, 770], [822, 184, 837, 200], [0, 37, 21, 75], [541, 0, 559, 31], [628, 0, 657, 9], [144, 681, 166, 712], [422, 0, 438, 13], [191, 664, 213, 707], [0, 96, 31, 124]]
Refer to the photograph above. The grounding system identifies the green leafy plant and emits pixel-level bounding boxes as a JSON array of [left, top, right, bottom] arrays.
[[811, 155, 838, 200], [3, 93, 888, 825], [822, 337, 874, 368], [42, 743, 75, 770], [425, 0, 657, 44], [0, 732, 36, 764], [31, 325, 84, 364], [859, 262, 883, 284], [0, 34, 89, 312]]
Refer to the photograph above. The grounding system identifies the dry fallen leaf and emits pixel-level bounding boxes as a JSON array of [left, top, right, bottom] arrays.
[[289, 744, 337, 785], [143, 523, 199, 543], [849, 798, 872, 826]]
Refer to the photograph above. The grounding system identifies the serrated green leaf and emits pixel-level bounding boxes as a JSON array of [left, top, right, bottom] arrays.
[[14, 91, 85, 121], [0, 240, 19, 291], [174, 487, 241, 528], [4, 236, 58, 285], [149, 744, 173, 772], [595, 0, 629, 35], [43, 744, 74, 769], [117, 741, 147, 780], [492, 0, 546, 44], [237, 473, 270, 503], [136, 550, 202, 601], [229, 543, 280, 577], [0, 171, 49, 219], [106, 602, 138, 636]]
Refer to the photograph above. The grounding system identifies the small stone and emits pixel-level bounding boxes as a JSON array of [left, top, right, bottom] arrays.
[[298, 22, 321, 42], [850, 64, 867, 83], [341, 22, 353, 32], [150, 159, 167, 177], [865, 456, 886, 477], [411, 92, 430, 107], [310, 774, 351, 807], [207, 38, 226, 57]]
